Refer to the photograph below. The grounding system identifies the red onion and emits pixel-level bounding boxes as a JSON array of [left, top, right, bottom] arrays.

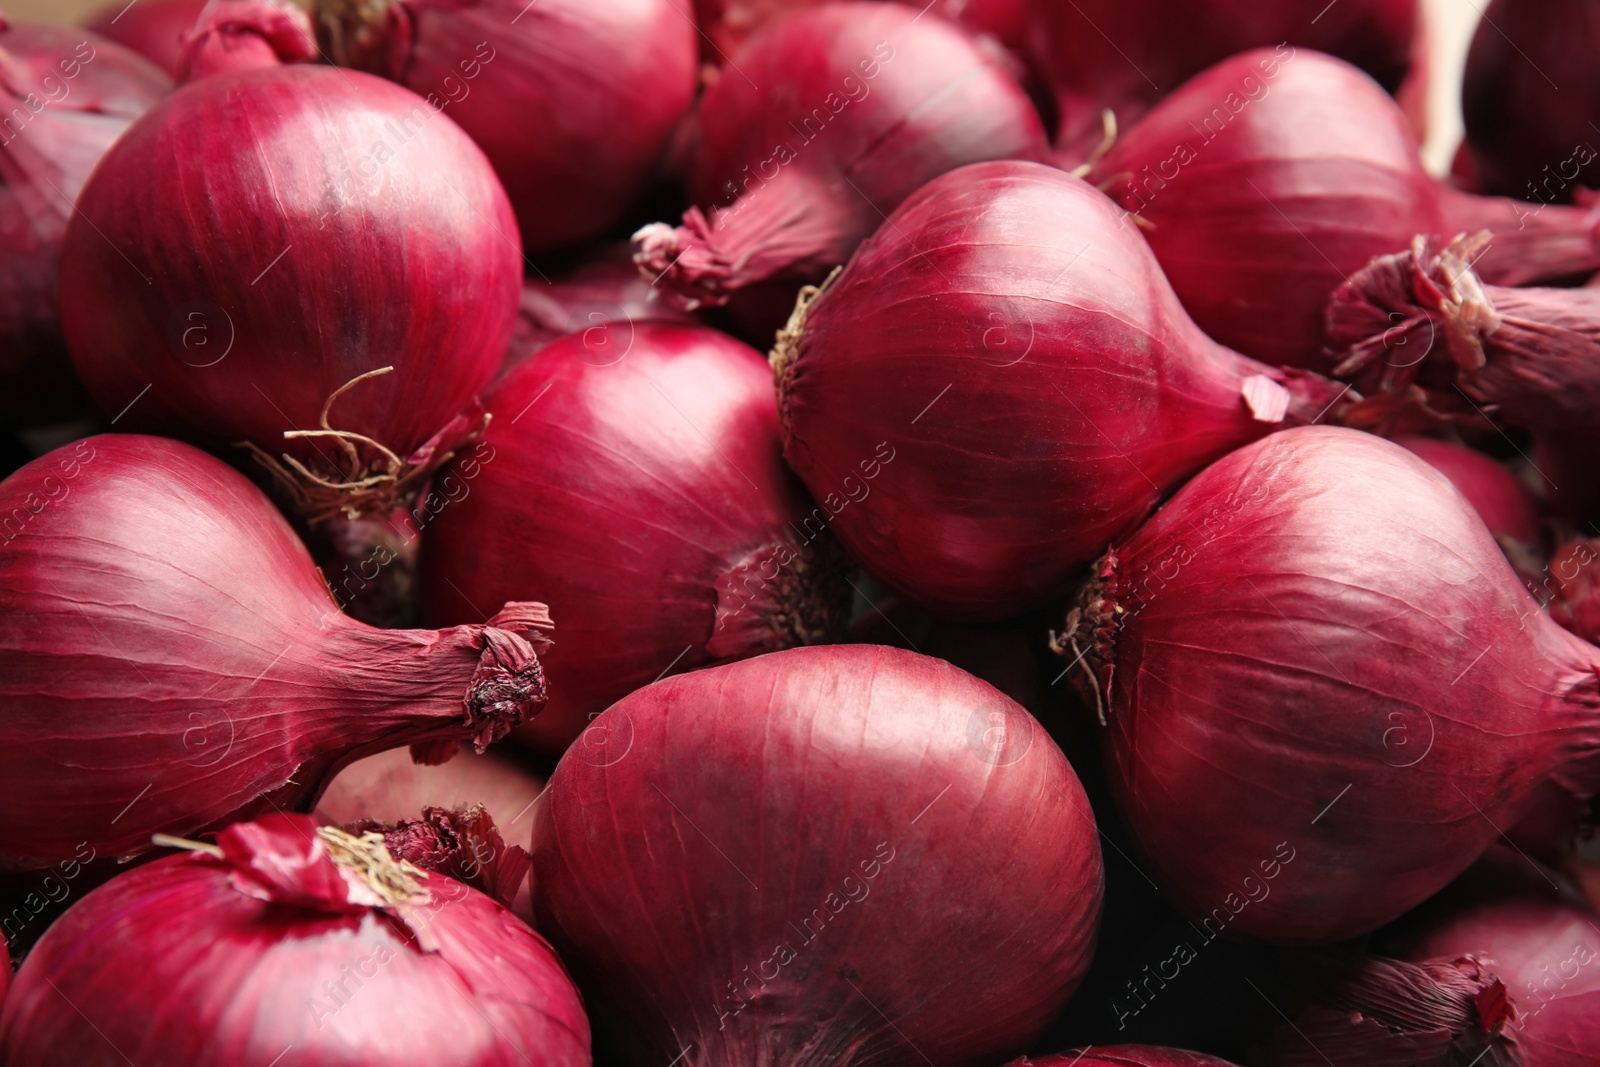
[[1056, 425, 1600, 944], [774, 160, 1352, 620], [1460, 0, 1600, 203], [58, 0, 519, 527], [1027, 0, 1421, 163], [1262, 850, 1600, 1066], [422, 322, 852, 755], [531, 644, 1104, 1065], [84, 0, 207, 76], [633, 2, 1047, 315], [0, 17, 169, 425], [0, 813, 589, 1064], [343, 804, 533, 918], [0, 434, 554, 874], [1022, 1050, 1240, 1067], [315, 0, 697, 254], [692, 0, 1028, 66], [1327, 233, 1600, 519], [1086, 49, 1600, 369]]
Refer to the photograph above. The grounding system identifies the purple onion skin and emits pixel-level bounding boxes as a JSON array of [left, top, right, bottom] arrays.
[[0, 20, 170, 425], [533, 644, 1104, 1067], [1079, 427, 1600, 944], [84, 0, 208, 77]]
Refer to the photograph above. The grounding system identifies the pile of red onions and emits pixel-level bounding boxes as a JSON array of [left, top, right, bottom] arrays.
[[0, 813, 590, 1064], [84, 0, 207, 76], [59, 0, 519, 526], [1460, 0, 1600, 202], [422, 322, 852, 754], [1328, 233, 1600, 520], [0, 434, 553, 874], [1059, 426, 1600, 943], [774, 160, 1350, 619], [314, 0, 697, 254], [1087, 49, 1600, 368], [1026, 0, 1422, 163], [633, 2, 1045, 321], [532, 644, 1104, 1066], [0, 15, 169, 424]]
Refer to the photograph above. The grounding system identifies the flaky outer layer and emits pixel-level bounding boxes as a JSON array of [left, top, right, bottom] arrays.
[[533, 645, 1104, 1067], [1076, 427, 1600, 944]]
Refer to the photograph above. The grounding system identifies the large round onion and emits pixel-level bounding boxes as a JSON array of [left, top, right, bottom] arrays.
[[59, 0, 519, 526], [422, 322, 851, 754], [0, 17, 169, 425], [84, 0, 207, 76], [0, 814, 589, 1065], [315, 0, 697, 253], [532, 644, 1104, 1066], [0, 434, 553, 873], [1059, 426, 1600, 944], [774, 160, 1349, 620]]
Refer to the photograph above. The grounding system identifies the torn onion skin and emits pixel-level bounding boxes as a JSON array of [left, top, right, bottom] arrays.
[[1328, 233, 1600, 521], [774, 160, 1352, 621], [532, 645, 1104, 1067], [314, 0, 697, 254], [0, 814, 589, 1065], [0, 435, 554, 874], [83, 0, 207, 77], [1062, 426, 1600, 944], [1087, 49, 1600, 369], [58, 0, 520, 526], [633, 2, 1046, 316], [421, 323, 852, 756]]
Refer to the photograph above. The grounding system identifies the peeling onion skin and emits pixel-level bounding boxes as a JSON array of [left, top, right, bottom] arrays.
[[1461, 0, 1600, 203], [1021, 1049, 1241, 1067], [1026, 0, 1419, 164], [1088, 49, 1600, 370], [0, 435, 554, 874], [0, 19, 170, 426], [316, 0, 697, 254], [83, 0, 208, 77], [532, 645, 1104, 1067], [635, 2, 1046, 313], [58, 2, 519, 507], [1071, 426, 1600, 944], [776, 160, 1351, 621], [422, 323, 852, 756], [0, 815, 590, 1066]]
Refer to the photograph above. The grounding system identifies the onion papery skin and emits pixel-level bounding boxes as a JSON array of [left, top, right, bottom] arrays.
[[1262, 851, 1600, 1066], [422, 323, 852, 755], [316, 0, 696, 254], [532, 645, 1104, 1067], [1026, 0, 1419, 164], [1022, 1049, 1241, 1067], [633, 2, 1046, 314], [58, 3, 519, 523], [1328, 234, 1600, 521], [692, 0, 1028, 66], [0, 435, 553, 873], [776, 160, 1352, 621], [1461, 0, 1600, 202], [0, 814, 590, 1065], [84, 0, 208, 77], [1069, 426, 1600, 944], [1087, 49, 1600, 370], [0, 19, 170, 426]]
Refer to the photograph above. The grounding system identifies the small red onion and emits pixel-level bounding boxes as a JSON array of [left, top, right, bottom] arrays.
[[1027, 0, 1421, 163], [1021, 1050, 1241, 1067], [0, 814, 589, 1064], [774, 160, 1351, 620], [315, 0, 697, 254], [532, 645, 1104, 1066], [423, 322, 852, 754], [1087, 49, 1600, 369], [1328, 233, 1600, 520], [0, 17, 169, 425], [633, 2, 1046, 316], [84, 0, 207, 76], [1058, 426, 1600, 944], [0, 434, 553, 874], [59, 0, 519, 526]]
